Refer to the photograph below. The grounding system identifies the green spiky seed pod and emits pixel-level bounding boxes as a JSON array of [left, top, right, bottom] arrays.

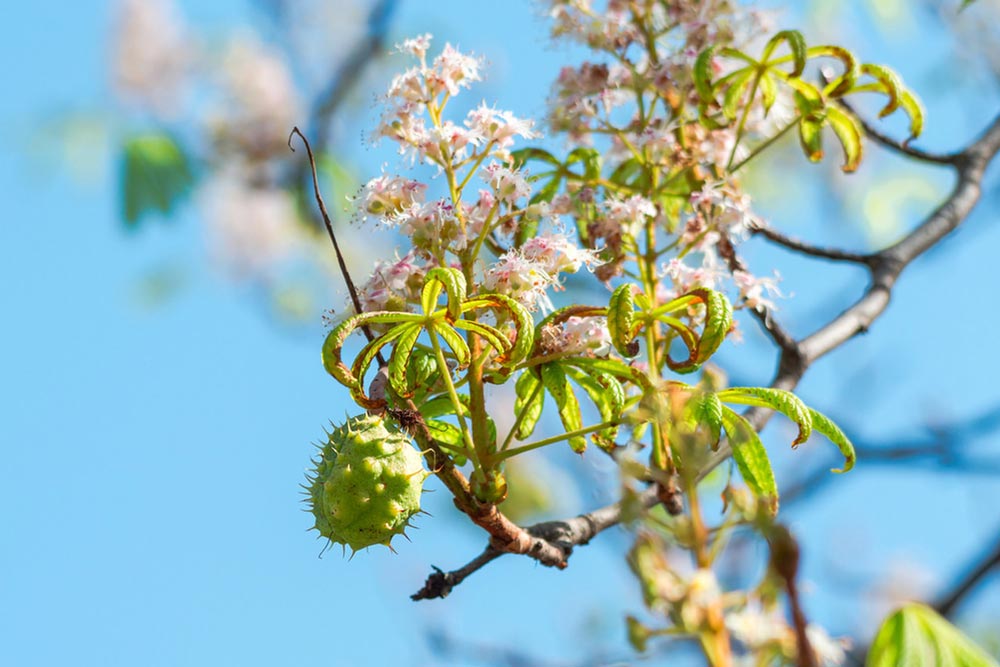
[[306, 415, 427, 552]]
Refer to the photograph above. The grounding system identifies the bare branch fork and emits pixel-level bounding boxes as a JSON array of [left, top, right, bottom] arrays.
[[405, 111, 1000, 600]]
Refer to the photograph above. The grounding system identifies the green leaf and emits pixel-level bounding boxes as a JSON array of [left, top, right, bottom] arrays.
[[510, 147, 561, 168], [425, 419, 466, 448], [808, 45, 859, 97], [826, 105, 864, 173], [422, 267, 466, 320], [121, 133, 195, 227], [453, 319, 512, 359], [694, 46, 718, 102], [514, 371, 544, 440], [433, 324, 471, 368], [859, 63, 904, 117], [807, 408, 856, 473], [763, 30, 807, 77], [321, 310, 419, 386], [759, 73, 778, 114], [608, 284, 639, 357], [387, 323, 423, 397], [722, 69, 757, 120], [565, 147, 601, 180], [717, 387, 812, 446], [565, 367, 623, 450], [541, 364, 585, 453], [721, 407, 778, 513], [693, 288, 733, 366], [688, 392, 724, 449], [798, 116, 825, 163], [867, 604, 999, 667], [899, 89, 925, 142]]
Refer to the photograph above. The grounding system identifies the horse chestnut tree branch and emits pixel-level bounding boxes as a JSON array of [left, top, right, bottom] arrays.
[[293, 3, 1000, 666]]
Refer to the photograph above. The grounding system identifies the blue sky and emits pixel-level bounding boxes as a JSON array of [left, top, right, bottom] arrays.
[[3, 1, 1000, 665]]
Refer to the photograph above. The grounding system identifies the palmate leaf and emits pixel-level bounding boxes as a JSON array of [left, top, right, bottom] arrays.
[[121, 132, 195, 227], [868, 604, 999, 667], [698, 30, 925, 172], [324, 267, 534, 409], [720, 406, 778, 514]]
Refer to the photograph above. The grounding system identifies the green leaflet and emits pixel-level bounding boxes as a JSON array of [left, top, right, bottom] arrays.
[[899, 90, 925, 142], [759, 73, 778, 114], [798, 115, 825, 163], [565, 147, 602, 181], [433, 324, 471, 368], [693, 46, 718, 102], [688, 392, 724, 450], [807, 408, 856, 473], [722, 69, 756, 120], [322, 311, 421, 387], [462, 294, 535, 367], [453, 319, 512, 360], [387, 324, 423, 397], [826, 105, 864, 173], [762, 30, 807, 77], [514, 371, 544, 440], [608, 284, 639, 357], [422, 267, 466, 321], [540, 364, 585, 453], [717, 387, 812, 446], [867, 604, 999, 667], [661, 288, 733, 374], [121, 132, 195, 227], [808, 45, 859, 97], [859, 63, 904, 117], [721, 407, 778, 514], [565, 367, 624, 451]]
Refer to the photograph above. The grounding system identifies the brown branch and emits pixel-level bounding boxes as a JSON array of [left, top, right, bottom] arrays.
[[836, 98, 958, 166], [412, 486, 661, 600], [749, 220, 873, 265]]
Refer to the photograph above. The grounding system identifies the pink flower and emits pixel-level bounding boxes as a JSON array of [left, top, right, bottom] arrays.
[[522, 232, 601, 274]]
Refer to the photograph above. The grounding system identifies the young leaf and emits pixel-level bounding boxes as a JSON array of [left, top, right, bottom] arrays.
[[721, 407, 778, 514], [807, 408, 856, 473], [433, 324, 471, 368], [717, 387, 813, 446], [387, 323, 423, 397], [541, 364, 585, 453], [763, 30, 807, 77], [826, 105, 864, 172], [899, 89, 925, 142], [608, 284, 640, 357], [422, 267, 467, 320], [694, 46, 718, 102], [514, 371, 544, 440], [798, 116, 825, 163], [121, 133, 195, 227], [688, 392, 724, 449], [868, 604, 999, 667]]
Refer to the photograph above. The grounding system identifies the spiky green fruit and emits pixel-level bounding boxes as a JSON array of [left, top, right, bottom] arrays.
[[306, 415, 427, 552]]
